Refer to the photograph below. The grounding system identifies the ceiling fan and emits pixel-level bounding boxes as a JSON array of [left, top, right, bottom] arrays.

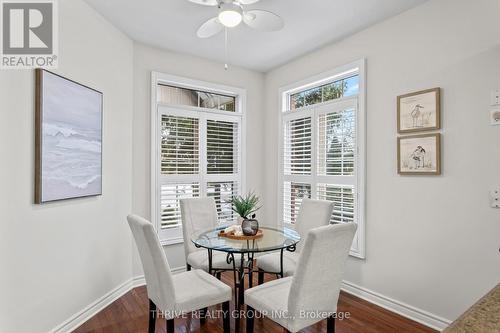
[[187, 0, 284, 39]]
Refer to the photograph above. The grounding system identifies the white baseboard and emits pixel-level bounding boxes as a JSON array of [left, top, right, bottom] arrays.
[[341, 280, 451, 332], [131, 274, 146, 288], [170, 266, 187, 274], [49, 266, 185, 333], [49, 278, 135, 333], [130, 266, 185, 288], [50, 268, 450, 333]]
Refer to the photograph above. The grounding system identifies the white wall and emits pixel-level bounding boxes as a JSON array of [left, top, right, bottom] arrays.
[[132, 42, 265, 273], [263, 0, 500, 326], [2, 0, 499, 331], [0, 1, 134, 332]]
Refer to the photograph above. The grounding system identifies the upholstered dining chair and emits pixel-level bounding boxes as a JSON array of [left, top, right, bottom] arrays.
[[245, 223, 357, 333], [256, 198, 334, 282], [127, 214, 231, 333], [180, 197, 238, 276]]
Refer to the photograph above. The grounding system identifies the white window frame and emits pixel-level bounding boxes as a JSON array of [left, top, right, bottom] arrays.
[[151, 72, 247, 245], [277, 59, 366, 258]]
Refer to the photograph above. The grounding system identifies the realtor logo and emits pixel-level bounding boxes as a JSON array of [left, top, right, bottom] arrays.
[[1, 0, 58, 69]]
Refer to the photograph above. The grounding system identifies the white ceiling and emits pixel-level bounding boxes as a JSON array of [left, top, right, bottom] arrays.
[[84, 0, 427, 72]]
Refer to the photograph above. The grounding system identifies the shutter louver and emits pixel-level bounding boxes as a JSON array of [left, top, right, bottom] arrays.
[[317, 184, 355, 224], [207, 181, 238, 224], [207, 120, 238, 174], [161, 115, 199, 175], [283, 181, 311, 224], [161, 183, 200, 228], [284, 117, 312, 175], [318, 108, 355, 176]]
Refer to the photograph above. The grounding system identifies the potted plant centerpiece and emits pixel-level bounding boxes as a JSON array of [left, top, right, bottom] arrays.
[[228, 192, 261, 236]]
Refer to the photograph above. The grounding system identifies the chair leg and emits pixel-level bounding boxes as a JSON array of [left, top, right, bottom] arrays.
[[246, 305, 254, 333], [148, 299, 156, 333], [258, 269, 264, 285], [199, 307, 207, 325], [222, 301, 230, 333], [166, 318, 174, 333], [186, 263, 191, 271], [249, 269, 253, 288], [216, 271, 222, 280], [327, 315, 336, 333]]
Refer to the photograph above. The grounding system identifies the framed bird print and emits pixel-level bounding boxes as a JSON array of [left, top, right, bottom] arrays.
[[397, 133, 441, 175], [397, 88, 440, 133]]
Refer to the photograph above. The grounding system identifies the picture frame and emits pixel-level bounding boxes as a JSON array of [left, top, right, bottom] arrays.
[[35, 69, 103, 203], [397, 133, 441, 175], [397, 87, 440, 133]]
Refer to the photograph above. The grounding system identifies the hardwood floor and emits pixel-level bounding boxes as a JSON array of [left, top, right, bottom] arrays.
[[74, 272, 437, 333]]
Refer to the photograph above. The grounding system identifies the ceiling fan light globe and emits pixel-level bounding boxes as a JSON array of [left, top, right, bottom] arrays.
[[218, 10, 242, 27]]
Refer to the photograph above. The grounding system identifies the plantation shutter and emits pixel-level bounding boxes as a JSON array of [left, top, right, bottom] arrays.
[[280, 68, 364, 258], [161, 115, 199, 175], [158, 106, 242, 234], [161, 183, 200, 227], [316, 103, 356, 226], [317, 184, 355, 224], [282, 115, 312, 224], [207, 181, 238, 223], [154, 78, 244, 246], [317, 108, 355, 176], [207, 120, 238, 174], [281, 97, 361, 255], [317, 103, 356, 223], [284, 116, 312, 175], [283, 181, 311, 224]]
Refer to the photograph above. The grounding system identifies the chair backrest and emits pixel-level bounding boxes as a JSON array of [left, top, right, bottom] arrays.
[[287, 223, 357, 319], [127, 214, 176, 311], [180, 197, 219, 257], [295, 199, 334, 252]]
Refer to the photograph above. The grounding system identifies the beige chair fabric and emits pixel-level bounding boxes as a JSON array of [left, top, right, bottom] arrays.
[[245, 223, 357, 332], [256, 198, 334, 276], [127, 214, 232, 319], [180, 198, 236, 271]]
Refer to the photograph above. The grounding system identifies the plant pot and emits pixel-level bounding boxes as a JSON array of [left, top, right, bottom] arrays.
[[242, 218, 259, 236]]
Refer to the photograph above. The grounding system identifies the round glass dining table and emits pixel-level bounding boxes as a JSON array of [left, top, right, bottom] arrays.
[[191, 225, 300, 331]]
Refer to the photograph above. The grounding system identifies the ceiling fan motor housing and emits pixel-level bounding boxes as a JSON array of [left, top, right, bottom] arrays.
[[218, 1, 243, 27]]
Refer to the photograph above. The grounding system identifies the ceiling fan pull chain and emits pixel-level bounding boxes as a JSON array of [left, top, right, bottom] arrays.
[[224, 27, 229, 70]]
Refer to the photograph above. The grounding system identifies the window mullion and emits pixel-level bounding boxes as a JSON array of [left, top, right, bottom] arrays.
[[155, 109, 162, 232], [311, 107, 318, 200], [236, 117, 242, 195], [200, 114, 207, 197]]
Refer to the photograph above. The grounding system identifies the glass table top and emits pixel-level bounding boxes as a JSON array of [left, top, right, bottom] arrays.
[[191, 225, 300, 253]]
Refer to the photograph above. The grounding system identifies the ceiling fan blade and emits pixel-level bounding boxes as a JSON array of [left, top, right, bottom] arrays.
[[197, 17, 224, 38], [187, 0, 218, 6], [237, 0, 260, 4], [243, 10, 284, 31]]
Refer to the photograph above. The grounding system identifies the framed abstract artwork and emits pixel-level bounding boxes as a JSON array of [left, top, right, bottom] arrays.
[[35, 69, 103, 203], [397, 88, 440, 133], [397, 133, 441, 175]]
